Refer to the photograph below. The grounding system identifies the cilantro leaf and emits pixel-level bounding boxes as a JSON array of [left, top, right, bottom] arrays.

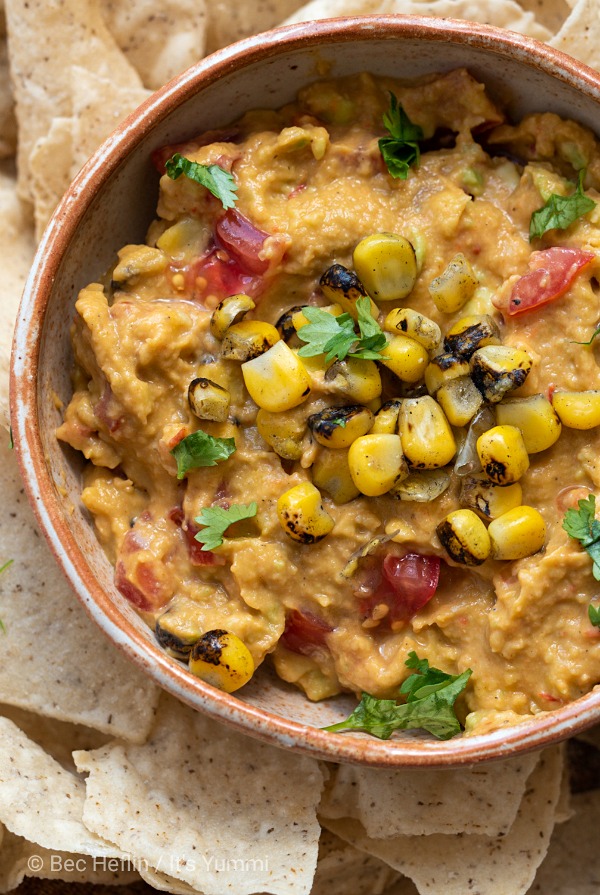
[[573, 325, 600, 346], [589, 603, 600, 628], [563, 494, 600, 580], [323, 653, 472, 741], [171, 431, 236, 479], [297, 296, 386, 362], [0, 560, 13, 574], [194, 502, 258, 551], [8, 427, 13, 450], [530, 168, 596, 241], [378, 93, 423, 180], [165, 153, 238, 209]]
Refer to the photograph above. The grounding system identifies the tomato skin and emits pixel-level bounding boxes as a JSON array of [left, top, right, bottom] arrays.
[[215, 209, 271, 274], [359, 553, 441, 623], [280, 610, 332, 656], [186, 245, 264, 302], [507, 247, 594, 316]]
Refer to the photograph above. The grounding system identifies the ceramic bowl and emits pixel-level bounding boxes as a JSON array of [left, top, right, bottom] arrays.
[[11, 16, 600, 767]]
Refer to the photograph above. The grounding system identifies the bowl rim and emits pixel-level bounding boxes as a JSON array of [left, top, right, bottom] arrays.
[[10, 14, 600, 767]]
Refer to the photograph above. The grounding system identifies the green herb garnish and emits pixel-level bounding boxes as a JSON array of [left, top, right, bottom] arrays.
[[165, 154, 238, 209], [8, 427, 13, 450], [573, 325, 600, 346], [170, 431, 236, 479], [529, 169, 596, 241], [563, 494, 600, 580], [378, 93, 423, 180], [589, 603, 600, 628], [297, 296, 387, 363], [323, 651, 472, 740], [194, 502, 258, 551], [0, 559, 13, 575]]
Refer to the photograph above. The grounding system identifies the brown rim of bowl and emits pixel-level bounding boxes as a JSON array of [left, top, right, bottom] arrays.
[[10, 15, 600, 767]]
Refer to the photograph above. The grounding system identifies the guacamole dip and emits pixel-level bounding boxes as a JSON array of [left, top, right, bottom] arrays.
[[57, 69, 600, 737]]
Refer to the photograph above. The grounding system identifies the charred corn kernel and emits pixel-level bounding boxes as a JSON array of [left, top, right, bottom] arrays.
[[308, 404, 374, 449], [256, 408, 306, 460], [221, 320, 279, 361], [112, 244, 168, 282], [424, 353, 470, 395], [189, 629, 254, 692], [488, 506, 546, 560], [292, 303, 343, 332], [242, 341, 311, 412], [436, 376, 483, 428], [371, 399, 403, 434], [319, 264, 378, 318], [277, 481, 334, 543], [429, 253, 478, 313], [551, 390, 600, 429], [496, 394, 561, 453], [476, 425, 529, 486], [365, 396, 382, 413], [443, 314, 501, 357], [470, 345, 533, 403], [156, 216, 208, 262], [383, 308, 442, 353], [311, 449, 360, 504], [155, 597, 205, 659], [352, 233, 418, 302], [210, 294, 256, 340], [348, 434, 408, 497], [275, 305, 304, 341], [188, 378, 231, 422], [437, 509, 491, 565], [326, 357, 382, 403], [389, 468, 451, 502], [379, 334, 429, 383], [399, 396, 457, 469], [460, 476, 523, 520]]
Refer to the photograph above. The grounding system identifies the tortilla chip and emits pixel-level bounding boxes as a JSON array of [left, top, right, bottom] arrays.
[[528, 788, 600, 893], [322, 747, 563, 895], [205, 0, 308, 54], [74, 693, 324, 895], [0, 437, 160, 742], [310, 829, 402, 895], [282, 0, 552, 40], [4, 0, 143, 202], [100, 0, 208, 91], [517, 0, 569, 31], [0, 9, 17, 160], [549, 0, 600, 70], [319, 751, 539, 838]]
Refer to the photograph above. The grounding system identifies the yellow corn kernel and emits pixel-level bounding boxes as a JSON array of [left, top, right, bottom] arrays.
[[352, 233, 418, 302], [112, 244, 168, 283], [242, 341, 311, 412], [188, 630, 254, 693], [155, 597, 205, 659], [347, 433, 408, 497], [188, 378, 231, 422], [389, 468, 451, 502], [311, 449, 360, 504], [496, 394, 561, 453], [365, 396, 383, 413], [436, 509, 491, 565], [429, 253, 478, 313], [256, 408, 306, 460], [277, 481, 334, 543], [319, 264, 379, 318], [383, 308, 442, 353], [443, 314, 501, 357], [399, 396, 457, 469], [476, 425, 529, 486], [460, 476, 523, 520], [326, 357, 382, 403], [292, 303, 343, 332], [551, 390, 600, 429], [379, 334, 429, 383], [371, 399, 403, 435], [470, 345, 533, 403], [424, 353, 470, 395], [210, 294, 255, 340], [221, 320, 279, 361], [156, 216, 209, 263], [308, 404, 374, 449], [488, 506, 546, 560], [436, 376, 483, 428]]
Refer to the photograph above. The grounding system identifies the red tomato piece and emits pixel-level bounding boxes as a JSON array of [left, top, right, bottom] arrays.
[[187, 246, 263, 302], [280, 610, 332, 656], [115, 561, 154, 612], [360, 553, 441, 623], [507, 247, 594, 316], [215, 209, 270, 274]]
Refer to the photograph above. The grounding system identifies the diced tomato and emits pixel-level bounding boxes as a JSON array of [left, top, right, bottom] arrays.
[[506, 247, 594, 316], [280, 610, 332, 656], [359, 553, 441, 623], [168, 509, 226, 567], [215, 209, 271, 275], [115, 562, 153, 611], [93, 384, 123, 434], [187, 246, 263, 302]]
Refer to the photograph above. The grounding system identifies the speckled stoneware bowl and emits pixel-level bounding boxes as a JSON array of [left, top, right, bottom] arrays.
[[11, 16, 600, 766]]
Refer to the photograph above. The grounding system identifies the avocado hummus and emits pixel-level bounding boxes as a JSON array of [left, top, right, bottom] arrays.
[[57, 69, 600, 736]]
